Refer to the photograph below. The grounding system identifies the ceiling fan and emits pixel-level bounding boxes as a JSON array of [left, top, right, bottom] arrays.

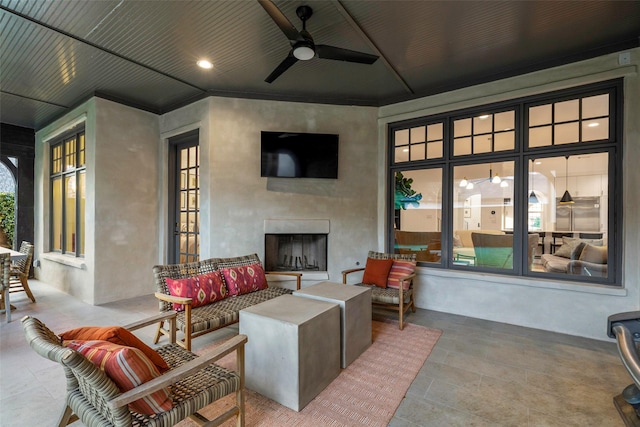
[[258, 0, 379, 83]]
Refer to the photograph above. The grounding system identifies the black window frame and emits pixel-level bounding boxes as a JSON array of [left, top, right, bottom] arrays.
[[49, 126, 85, 257], [388, 79, 622, 286]]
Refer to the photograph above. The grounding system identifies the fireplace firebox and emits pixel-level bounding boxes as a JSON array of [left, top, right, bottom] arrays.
[[264, 234, 327, 272]]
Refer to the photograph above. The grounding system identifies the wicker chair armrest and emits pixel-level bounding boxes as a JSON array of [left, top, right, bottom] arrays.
[[108, 334, 248, 410], [123, 311, 177, 331], [266, 271, 302, 290], [342, 267, 365, 283], [154, 292, 192, 306], [396, 272, 416, 284]]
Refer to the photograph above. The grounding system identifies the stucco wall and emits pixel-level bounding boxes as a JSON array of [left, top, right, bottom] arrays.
[[160, 97, 379, 283], [93, 98, 160, 304], [34, 98, 160, 304], [379, 48, 640, 340]]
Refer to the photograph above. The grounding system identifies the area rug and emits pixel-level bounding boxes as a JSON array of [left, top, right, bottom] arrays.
[[177, 319, 441, 427]]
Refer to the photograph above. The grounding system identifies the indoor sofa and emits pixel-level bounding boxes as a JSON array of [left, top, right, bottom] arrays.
[[541, 237, 607, 277]]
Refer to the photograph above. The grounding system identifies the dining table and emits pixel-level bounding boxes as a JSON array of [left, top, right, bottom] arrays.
[[0, 247, 27, 322]]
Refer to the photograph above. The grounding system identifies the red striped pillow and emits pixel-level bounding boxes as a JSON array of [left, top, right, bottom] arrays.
[[66, 340, 173, 415], [386, 260, 416, 290]]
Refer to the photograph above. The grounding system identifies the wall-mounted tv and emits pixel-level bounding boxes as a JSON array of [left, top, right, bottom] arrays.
[[260, 131, 339, 179]]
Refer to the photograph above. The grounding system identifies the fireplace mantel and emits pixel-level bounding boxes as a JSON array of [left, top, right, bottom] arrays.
[[264, 219, 330, 235]]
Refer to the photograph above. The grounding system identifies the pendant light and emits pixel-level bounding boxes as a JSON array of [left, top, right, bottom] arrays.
[[528, 159, 539, 204], [459, 177, 468, 187], [559, 155, 574, 204]]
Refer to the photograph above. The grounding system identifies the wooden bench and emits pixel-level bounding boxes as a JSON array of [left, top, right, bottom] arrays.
[[153, 253, 301, 350]]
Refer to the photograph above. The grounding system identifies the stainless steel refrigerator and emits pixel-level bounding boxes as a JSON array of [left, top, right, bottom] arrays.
[[556, 196, 601, 231]]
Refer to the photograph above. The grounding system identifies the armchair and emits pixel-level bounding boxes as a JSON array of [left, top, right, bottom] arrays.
[[342, 251, 416, 330], [22, 312, 247, 427]]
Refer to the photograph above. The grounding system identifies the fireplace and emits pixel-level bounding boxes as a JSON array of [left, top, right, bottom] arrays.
[[264, 234, 327, 272]]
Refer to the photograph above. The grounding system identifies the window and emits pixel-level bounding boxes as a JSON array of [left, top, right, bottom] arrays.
[[389, 80, 620, 285], [50, 128, 85, 256]]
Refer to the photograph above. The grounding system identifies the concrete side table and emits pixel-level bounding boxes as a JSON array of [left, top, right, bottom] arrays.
[[294, 281, 372, 368], [239, 294, 340, 411]]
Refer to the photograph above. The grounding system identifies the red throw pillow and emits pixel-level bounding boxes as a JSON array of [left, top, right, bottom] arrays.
[[220, 263, 268, 296], [66, 340, 173, 415], [387, 260, 416, 290], [60, 326, 169, 373], [362, 257, 394, 288], [165, 271, 227, 311]]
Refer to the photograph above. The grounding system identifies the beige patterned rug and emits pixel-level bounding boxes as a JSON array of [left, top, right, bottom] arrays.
[[178, 319, 442, 427]]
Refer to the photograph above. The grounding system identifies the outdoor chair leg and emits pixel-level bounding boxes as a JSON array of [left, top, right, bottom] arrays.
[[57, 404, 77, 426], [20, 277, 36, 302], [153, 322, 163, 344]]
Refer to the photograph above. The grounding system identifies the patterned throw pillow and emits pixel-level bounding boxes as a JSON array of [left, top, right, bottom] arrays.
[[60, 326, 169, 373], [387, 260, 417, 290], [165, 271, 227, 311], [66, 340, 173, 415], [220, 263, 268, 296], [362, 257, 394, 288]]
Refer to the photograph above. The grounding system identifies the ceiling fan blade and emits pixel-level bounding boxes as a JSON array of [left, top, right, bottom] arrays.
[[315, 45, 378, 64], [257, 0, 301, 41], [265, 53, 298, 83]]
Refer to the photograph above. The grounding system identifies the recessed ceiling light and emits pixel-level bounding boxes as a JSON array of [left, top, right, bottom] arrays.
[[587, 122, 599, 127], [197, 59, 213, 69]]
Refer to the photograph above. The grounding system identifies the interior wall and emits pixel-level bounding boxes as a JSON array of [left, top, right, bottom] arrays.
[[378, 48, 640, 340], [161, 97, 379, 283]]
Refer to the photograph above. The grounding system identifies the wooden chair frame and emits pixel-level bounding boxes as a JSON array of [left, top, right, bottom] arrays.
[[22, 311, 247, 427], [342, 251, 416, 330]]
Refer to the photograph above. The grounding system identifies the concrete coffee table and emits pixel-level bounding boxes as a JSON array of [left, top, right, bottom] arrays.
[[294, 281, 372, 368], [239, 294, 340, 411]]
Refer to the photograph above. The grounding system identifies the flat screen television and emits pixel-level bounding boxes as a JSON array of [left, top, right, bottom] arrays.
[[260, 131, 339, 179]]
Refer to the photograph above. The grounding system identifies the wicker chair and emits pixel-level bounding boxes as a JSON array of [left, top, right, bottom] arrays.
[[342, 251, 417, 330], [10, 241, 35, 303], [0, 252, 10, 322], [22, 312, 247, 427]]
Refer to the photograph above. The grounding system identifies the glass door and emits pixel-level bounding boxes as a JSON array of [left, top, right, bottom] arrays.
[[169, 130, 199, 263]]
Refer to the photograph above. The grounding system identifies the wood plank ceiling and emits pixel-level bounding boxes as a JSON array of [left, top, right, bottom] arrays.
[[1, 0, 639, 130]]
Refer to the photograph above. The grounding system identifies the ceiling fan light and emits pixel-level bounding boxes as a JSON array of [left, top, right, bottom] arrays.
[[459, 177, 468, 187], [492, 174, 501, 184], [466, 182, 474, 190], [559, 190, 574, 204], [293, 43, 315, 60], [500, 180, 509, 187]]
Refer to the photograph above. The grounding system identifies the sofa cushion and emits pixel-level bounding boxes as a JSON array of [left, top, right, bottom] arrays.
[[66, 340, 173, 415], [579, 244, 607, 264], [541, 254, 570, 273], [166, 271, 227, 311], [555, 237, 603, 258], [221, 262, 268, 296], [386, 260, 416, 290], [362, 257, 394, 288], [60, 326, 169, 373]]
